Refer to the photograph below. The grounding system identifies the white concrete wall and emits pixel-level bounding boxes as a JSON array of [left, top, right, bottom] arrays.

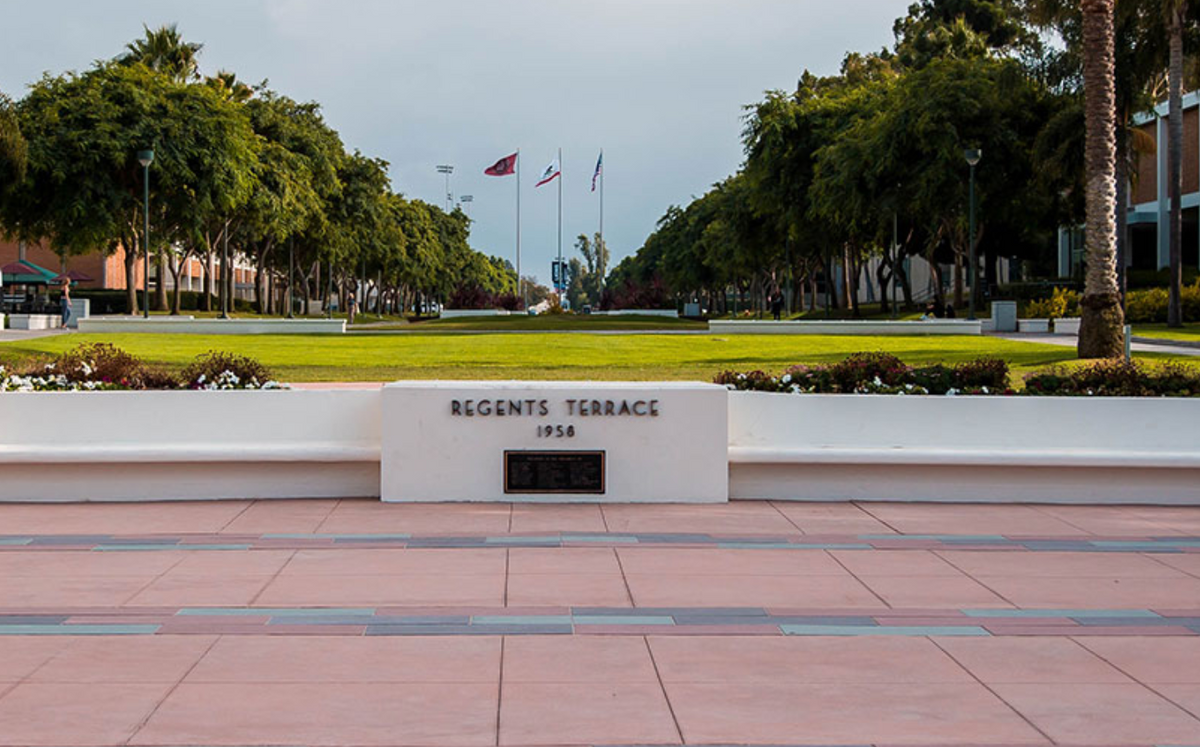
[[594, 309, 680, 317], [0, 390, 380, 501], [1, 386, 1197, 504], [728, 392, 1200, 503], [709, 320, 982, 336], [381, 381, 728, 503], [438, 309, 513, 319], [78, 318, 345, 334], [9, 314, 61, 330]]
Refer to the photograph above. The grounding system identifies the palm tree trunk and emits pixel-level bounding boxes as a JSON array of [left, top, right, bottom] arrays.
[[1167, 4, 1184, 327], [1078, 0, 1125, 358], [1115, 126, 1129, 309]]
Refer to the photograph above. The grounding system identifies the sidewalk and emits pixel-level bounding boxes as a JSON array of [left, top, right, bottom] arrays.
[[2, 499, 1200, 746], [995, 331, 1200, 357]]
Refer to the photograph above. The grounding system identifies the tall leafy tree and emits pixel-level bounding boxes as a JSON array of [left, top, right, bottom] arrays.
[[0, 92, 26, 203]]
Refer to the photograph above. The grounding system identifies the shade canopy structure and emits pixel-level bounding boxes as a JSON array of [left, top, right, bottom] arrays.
[[51, 269, 94, 285], [1, 260, 59, 286]]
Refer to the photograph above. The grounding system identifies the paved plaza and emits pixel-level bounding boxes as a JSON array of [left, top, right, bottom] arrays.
[[3, 500, 1200, 746]]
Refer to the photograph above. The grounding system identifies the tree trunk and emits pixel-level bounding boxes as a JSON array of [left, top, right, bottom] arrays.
[[1168, 5, 1184, 327], [155, 250, 168, 311], [169, 251, 192, 316], [202, 244, 213, 312], [1115, 124, 1129, 310], [1078, 0, 1125, 357], [124, 237, 139, 315]]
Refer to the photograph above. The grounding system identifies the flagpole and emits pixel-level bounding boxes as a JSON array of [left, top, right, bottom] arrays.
[[599, 149, 604, 267], [517, 149, 523, 308], [557, 147, 563, 298]]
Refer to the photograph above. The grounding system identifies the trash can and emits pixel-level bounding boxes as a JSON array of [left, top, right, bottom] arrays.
[[990, 301, 1017, 333]]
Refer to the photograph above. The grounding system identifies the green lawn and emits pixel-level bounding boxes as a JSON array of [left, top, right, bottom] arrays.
[[390, 314, 706, 332], [3, 331, 1187, 383], [1134, 324, 1200, 343]]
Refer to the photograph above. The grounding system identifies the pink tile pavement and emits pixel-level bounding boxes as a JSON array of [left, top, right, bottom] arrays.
[[503, 637, 658, 683], [281, 547, 507, 576], [665, 682, 1049, 745], [29, 635, 215, 684], [0, 638, 72, 682], [255, 572, 506, 607], [186, 636, 500, 683], [617, 547, 847, 576], [649, 635, 973, 684], [131, 682, 498, 747], [933, 636, 1133, 684], [991, 682, 1200, 745], [499, 683, 680, 746], [505, 573, 631, 606], [1078, 637, 1200, 684], [625, 572, 882, 607], [980, 575, 1200, 609], [0, 682, 174, 746]]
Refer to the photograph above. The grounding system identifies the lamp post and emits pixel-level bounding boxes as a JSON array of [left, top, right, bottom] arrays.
[[460, 194, 473, 218], [436, 164, 454, 213], [137, 150, 154, 319], [964, 148, 981, 321]]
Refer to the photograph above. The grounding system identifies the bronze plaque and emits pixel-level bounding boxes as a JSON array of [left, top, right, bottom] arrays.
[[504, 450, 606, 494]]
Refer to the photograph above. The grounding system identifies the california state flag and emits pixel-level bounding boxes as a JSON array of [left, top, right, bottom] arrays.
[[535, 157, 561, 187]]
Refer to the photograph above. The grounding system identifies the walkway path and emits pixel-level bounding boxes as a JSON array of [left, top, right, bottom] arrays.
[[2, 500, 1200, 746], [995, 332, 1200, 357], [0, 327, 67, 343]]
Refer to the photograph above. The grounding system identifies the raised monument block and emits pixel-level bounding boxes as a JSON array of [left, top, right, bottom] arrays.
[[381, 381, 728, 503]]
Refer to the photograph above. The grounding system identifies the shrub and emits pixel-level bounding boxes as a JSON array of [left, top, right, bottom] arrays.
[[48, 343, 159, 389], [1124, 281, 1200, 323], [826, 352, 908, 392], [180, 351, 281, 390], [713, 369, 787, 392], [1023, 287, 1080, 319], [910, 364, 956, 394], [1023, 360, 1200, 397], [954, 358, 1010, 390]]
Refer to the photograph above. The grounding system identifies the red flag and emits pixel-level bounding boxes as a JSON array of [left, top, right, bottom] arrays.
[[485, 153, 517, 176]]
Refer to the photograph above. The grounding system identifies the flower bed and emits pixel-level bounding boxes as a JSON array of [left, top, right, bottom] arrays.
[[0, 343, 285, 392], [715, 352, 1200, 397]]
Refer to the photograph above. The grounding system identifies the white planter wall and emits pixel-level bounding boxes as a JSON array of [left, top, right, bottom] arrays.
[[77, 318, 345, 334], [1, 387, 1197, 504], [438, 309, 513, 319], [1054, 318, 1082, 336], [9, 314, 61, 330], [728, 392, 1200, 504], [0, 390, 379, 501]]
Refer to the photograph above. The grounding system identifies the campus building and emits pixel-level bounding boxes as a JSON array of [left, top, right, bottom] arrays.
[[1059, 90, 1200, 277], [0, 239, 258, 300]]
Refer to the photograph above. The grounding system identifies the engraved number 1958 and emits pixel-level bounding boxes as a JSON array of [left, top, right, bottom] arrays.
[[537, 424, 575, 438]]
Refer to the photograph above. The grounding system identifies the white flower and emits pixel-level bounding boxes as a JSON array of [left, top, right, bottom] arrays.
[[946, 388, 958, 397], [781, 374, 792, 384]]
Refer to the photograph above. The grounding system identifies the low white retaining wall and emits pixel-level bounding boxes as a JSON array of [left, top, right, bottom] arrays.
[[438, 309, 514, 319], [728, 392, 1200, 504], [8, 314, 61, 331], [0, 390, 379, 501], [709, 319, 982, 335], [1, 386, 1197, 504], [1054, 318, 1081, 336], [1018, 319, 1050, 333], [78, 317, 345, 334], [593, 309, 680, 318]]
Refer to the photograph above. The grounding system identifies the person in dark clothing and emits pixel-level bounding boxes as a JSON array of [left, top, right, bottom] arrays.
[[944, 303, 956, 318], [769, 288, 784, 321]]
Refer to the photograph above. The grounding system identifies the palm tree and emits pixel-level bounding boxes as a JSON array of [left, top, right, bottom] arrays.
[[205, 71, 254, 103], [119, 24, 203, 83], [1165, 0, 1186, 327], [1078, 0, 1125, 358]]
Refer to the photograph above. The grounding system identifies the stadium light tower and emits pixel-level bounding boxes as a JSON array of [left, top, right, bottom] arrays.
[[436, 165, 455, 213], [460, 194, 474, 218]]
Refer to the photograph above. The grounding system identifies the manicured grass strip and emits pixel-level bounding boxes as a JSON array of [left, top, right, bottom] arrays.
[[372, 314, 705, 331], [1134, 323, 1200, 342], [3, 331, 1169, 383]]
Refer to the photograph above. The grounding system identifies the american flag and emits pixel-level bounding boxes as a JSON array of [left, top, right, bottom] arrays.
[[591, 151, 603, 192]]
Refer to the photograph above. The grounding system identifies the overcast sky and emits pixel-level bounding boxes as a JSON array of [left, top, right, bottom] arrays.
[[3, 0, 911, 285]]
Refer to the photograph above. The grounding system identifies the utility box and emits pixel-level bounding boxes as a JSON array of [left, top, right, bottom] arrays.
[[991, 301, 1017, 333]]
